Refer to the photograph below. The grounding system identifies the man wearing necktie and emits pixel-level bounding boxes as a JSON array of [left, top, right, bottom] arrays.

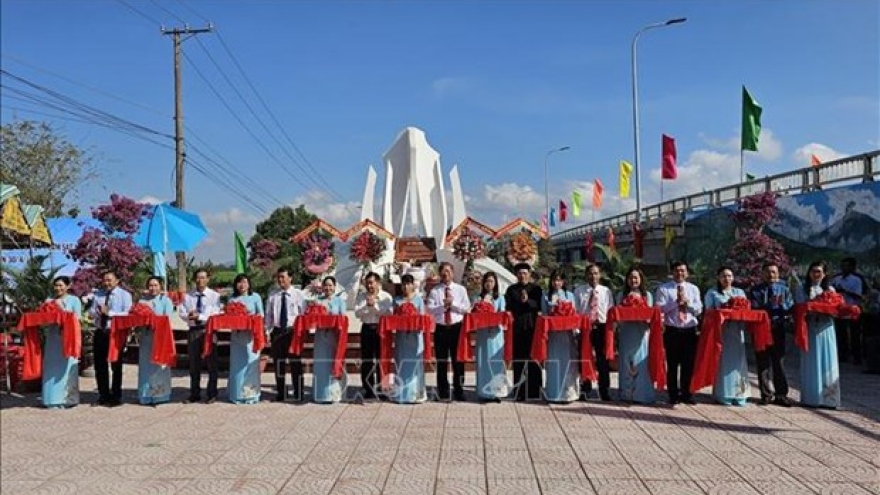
[[504, 262, 544, 402], [265, 268, 305, 402], [749, 263, 794, 406], [353, 271, 393, 400], [654, 261, 702, 405], [573, 264, 614, 401], [179, 269, 221, 403], [90, 270, 132, 406], [427, 262, 469, 401]]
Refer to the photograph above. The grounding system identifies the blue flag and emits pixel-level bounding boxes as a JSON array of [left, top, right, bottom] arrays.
[[550, 207, 557, 227]]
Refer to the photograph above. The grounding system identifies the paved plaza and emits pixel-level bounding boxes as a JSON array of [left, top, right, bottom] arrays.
[[1, 360, 878, 495]]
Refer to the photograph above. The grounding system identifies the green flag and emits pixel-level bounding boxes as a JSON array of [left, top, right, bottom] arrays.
[[572, 191, 582, 217], [746, 173, 756, 181], [234, 231, 248, 274], [741, 86, 762, 151]]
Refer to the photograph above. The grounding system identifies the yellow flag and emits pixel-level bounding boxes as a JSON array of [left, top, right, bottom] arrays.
[[619, 160, 633, 198], [572, 191, 582, 217], [664, 226, 675, 248]]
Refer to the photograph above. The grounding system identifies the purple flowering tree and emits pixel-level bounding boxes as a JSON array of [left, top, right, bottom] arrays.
[[68, 194, 149, 295], [724, 192, 791, 288]]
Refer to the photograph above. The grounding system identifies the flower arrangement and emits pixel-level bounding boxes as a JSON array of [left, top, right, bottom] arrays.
[[550, 300, 575, 316], [506, 231, 538, 266], [37, 300, 61, 313], [129, 303, 155, 317], [305, 303, 328, 316], [300, 234, 335, 275], [472, 300, 496, 314], [394, 302, 419, 316], [452, 231, 485, 262], [814, 291, 843, 306], [619, 293, 648, 308], [224, 301, 248, 317], [349, 231, 386, 265], [722, 296, 751, 310]]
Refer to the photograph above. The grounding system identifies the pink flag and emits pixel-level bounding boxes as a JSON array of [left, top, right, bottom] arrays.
[[540, 214, 548, 235], [662, 134, 677, 180]]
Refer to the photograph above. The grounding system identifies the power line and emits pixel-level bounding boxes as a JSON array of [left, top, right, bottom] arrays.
[[113, 0, 163, 26], [147, 0, 186, 24]]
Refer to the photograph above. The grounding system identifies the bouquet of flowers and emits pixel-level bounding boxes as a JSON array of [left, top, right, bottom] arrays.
[[301, 234, 335, 275], [37, 300, 62, 313], [814, 291, 844, 306], [506, 231, 538, 266], [305, 303, 328, 316], [224, 301, 248, 316], [471, 300, 496, 314], [394, 302, 419, 316], [452, 231, 485, 262], [550, 300, 575, 316], [129, 303, 155, 317], [349, 231, 385, 265], [619, 293, 648, 308], [722, 296, 751, 310]]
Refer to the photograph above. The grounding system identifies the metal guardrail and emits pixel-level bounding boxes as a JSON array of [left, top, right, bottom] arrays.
[[552, 150, 878, 244]]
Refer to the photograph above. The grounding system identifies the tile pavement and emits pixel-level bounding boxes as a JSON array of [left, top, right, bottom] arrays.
[[1, 360, 878, 495]]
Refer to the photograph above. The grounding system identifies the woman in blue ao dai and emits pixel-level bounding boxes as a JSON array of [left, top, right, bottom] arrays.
[[615, 267, 655, 404], [135, 276, 175, 405], [41, 276, 82, 408], [227, 274, 265, 404], [542, 270, 579, 403], [795, 261, 840, 408], [704, 267, 750, 406], [472, 271, 509, 403], [391, 273, 427, 404], [312, 276, 347, 403]]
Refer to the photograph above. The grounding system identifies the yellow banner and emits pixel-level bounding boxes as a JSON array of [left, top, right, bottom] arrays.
[[619, 160, 633, 198], [1, 198, 32, 236]]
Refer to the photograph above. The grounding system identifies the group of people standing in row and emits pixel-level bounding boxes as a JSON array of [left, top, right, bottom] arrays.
[[31, 257, 858, 410]]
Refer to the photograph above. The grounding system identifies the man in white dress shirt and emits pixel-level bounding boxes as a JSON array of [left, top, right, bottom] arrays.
[[426, 262, 470, 401], [90, 270, 133, 406], [264, 267, 306, 402], [179, 269, 222, 403], [353, 271, 393, 400], [830, 257, 867, 365], [655, 261, 703, 405], [573, 263, 615, 401]]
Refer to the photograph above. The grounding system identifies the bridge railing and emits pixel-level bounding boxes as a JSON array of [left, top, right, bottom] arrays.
[[552, 150, 878, 243]]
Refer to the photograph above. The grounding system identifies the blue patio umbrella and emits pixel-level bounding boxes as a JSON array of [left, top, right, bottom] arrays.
[[134, 203, 208, 279]]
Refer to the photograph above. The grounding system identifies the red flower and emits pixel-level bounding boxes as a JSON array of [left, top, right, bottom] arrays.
[[129, 303, 155, 317], [224, 301, 249, 316], [394, 302, 419, 316], [37, 301, 62, 313], [815, 291, 844, 306], [305, 303, 328, 316], [620, 293, 648, 308], [471, 301, 496, 314], [550, 300, 575, 316], [722, 296, 751, 310]]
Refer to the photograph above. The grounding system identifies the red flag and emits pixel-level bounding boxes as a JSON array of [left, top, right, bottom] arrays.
[[592, 179, 604, 209], [810, 154, 822, 167], [607, 227, 616, 251], [661, 134, 677, 180], [558, 200, 568, 222], [585, 230, 594, 262], [632, 222, 644, 258]]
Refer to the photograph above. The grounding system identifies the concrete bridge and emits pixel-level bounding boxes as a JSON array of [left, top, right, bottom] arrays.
[[551, 150, 880, 269]]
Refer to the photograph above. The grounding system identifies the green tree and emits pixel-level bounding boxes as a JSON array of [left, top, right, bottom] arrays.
[[0, 120, 97, 217], [5, 255, 63, 311], [249, 204, 318, 289]]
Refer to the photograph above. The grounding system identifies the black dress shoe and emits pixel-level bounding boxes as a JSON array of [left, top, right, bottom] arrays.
[[681, 396, 697, 405], [107, 399, 122, 407], [272, 394, 285, 402], [773, 397, 793, 408], [758, 397, 772, 406], [183, 396, 200, 404], [453, 391, 466, 402], [599, 393, 612, 402], [96, 396, 110, 406], [205, 397, 217, 404]]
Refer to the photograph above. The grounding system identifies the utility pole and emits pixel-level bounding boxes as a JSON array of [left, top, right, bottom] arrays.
[[161, 24, 212, 294]]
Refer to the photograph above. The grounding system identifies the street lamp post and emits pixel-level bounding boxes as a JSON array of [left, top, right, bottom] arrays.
[[632, 17, 686, 224], [544, 146, 571, 230]]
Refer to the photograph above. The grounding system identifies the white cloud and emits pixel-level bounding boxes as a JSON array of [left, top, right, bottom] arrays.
[[290, 190, 361, 225], [194, 207, 261, 262], [467, 182, 544, 222], [698, 128, 783, 162], [431, 76, 470, 97], [792, 143, 846, 166], [138, 195, 164, 205]]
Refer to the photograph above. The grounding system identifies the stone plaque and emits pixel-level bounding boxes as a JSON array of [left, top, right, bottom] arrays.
[[395, 237, 437, 262]]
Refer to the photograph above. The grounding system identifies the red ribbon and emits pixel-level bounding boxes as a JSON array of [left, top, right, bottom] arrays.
[[204, 314, 267, 357], [16, 309, 81, 381], [457, 312, 514, 363], [605, 305, 665, 390], [394, 302, 419, 317], [550, 300, 575, 317], [793, 300, 861, 352], [291, 314, 349, 378], [532, 315, 596, 382], [304, 304, 328, 316], [690, 308, 772, 394], [378, 315, 435, 378], [109, 313, 177, 367], [471, 301, 496, 314], [224, 301, 249, 317]]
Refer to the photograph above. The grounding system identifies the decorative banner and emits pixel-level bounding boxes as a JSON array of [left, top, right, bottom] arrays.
[[592, 179, 604, 210], [572, 191, 582, 217], [632, 222, 644, 258], [741, 86, 762, 152], [234, 231, 247, 274], [661, 134, 678, 180], [559, 200, 568, 222], [619, 160, 633, 198], [811, 154, 822, 167], [540, 214, 548, 236], [665, 226, 675, 248], [549, 208, 557, 227], [606, 227, 616, 251], [585, 230, 594, 262]]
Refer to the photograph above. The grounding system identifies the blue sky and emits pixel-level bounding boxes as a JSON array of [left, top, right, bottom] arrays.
[[2, 0, 878, 262]]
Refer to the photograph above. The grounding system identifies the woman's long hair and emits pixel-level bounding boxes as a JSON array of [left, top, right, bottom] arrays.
[[715, 266, 734, 293], [803, 260, 830, 297], [547, 269, 567, 297], [232, 273, 253, 297], [621, 266, 648, 297], [480, 271, 500, 300]]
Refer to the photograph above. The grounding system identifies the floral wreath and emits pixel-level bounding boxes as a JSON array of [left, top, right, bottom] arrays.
[[452, 231, 485, 262], [300, 234, 336, 275], [506, 231, 538, 267], [349, 231, 386, 265]]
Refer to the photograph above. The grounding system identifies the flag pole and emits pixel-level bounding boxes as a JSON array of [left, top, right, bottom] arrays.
[[660, 179, 664, 203], [740, 149, 745, 184]]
